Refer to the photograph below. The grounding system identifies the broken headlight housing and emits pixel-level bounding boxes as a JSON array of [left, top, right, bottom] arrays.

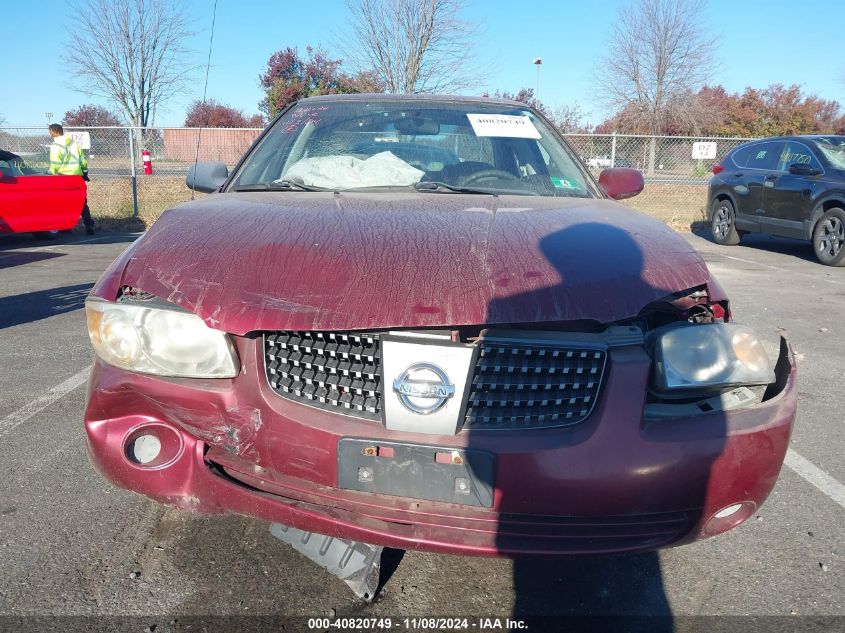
[[652, 323, 773, 393], [85, 298, 239, 378]]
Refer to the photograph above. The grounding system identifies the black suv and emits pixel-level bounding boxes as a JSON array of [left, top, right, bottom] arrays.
[[707, 136, 845, 265]]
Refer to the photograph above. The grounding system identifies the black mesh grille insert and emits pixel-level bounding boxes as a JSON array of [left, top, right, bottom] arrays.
[[264, 332, 381, 420], [263, 331, 607, 429], [464, 342, 606, 430]]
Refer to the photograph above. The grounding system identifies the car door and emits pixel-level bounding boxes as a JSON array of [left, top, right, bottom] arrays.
[[737, 141, 784, 232], [729, 141, 779, 231], [761, 141, 824, 238], [0, 171, 86, 234], [723, 144, 752, 222]]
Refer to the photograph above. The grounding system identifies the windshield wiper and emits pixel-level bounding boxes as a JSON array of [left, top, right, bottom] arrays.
[[413, 181, 497, 195], [233, 180, 327, 192]]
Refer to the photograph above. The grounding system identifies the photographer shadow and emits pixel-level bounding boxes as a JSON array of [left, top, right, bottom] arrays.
[[464, 221, 727, 631]]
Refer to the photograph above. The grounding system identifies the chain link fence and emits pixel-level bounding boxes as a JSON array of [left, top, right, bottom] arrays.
[[0, 126, 261, 229], [564, 133, 754, 227], [1, 126, 753, 231]]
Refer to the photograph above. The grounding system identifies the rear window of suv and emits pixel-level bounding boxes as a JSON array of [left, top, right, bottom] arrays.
[[730, 144, 753, 168]]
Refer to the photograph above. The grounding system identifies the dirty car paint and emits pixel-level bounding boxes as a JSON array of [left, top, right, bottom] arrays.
[[95, 192, 712, 333]]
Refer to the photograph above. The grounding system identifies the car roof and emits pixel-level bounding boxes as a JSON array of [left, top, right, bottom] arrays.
[[0, 149, 21, 161], [736, 135, 845, 145], [297, 93, 530, 108]]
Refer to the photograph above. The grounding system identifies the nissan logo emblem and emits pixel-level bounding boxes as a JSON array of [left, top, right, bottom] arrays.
[[392, 362, 455, 415]]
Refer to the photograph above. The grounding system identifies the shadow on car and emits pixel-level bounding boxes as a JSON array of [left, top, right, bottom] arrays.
[[0, 282, 94, 329], [465, 222, 727, 627]]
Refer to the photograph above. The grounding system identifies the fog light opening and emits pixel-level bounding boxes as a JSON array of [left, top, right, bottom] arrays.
[[714, 503, 744, 519], [122, 423, 184, 470], [703, 500, 757, 537], [128, 434, 162, 464]]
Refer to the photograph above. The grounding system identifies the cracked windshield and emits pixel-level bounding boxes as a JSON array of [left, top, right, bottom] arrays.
[[231, 101, 596, 197]]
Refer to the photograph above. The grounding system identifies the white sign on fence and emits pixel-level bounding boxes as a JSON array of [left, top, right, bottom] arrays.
[[69, 131, 91, 150], [691, 141, 717, 160]]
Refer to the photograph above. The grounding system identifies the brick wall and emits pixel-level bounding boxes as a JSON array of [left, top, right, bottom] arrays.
[[163, 128, 262, 164]]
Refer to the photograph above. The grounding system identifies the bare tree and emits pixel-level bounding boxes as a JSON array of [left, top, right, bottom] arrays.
[[342, 0, 480, 94], [64, 0, 193, 132], [549, 103, 591, 134], [596, 0, 717, 172]]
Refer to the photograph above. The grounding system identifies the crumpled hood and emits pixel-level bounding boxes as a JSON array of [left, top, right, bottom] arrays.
[[113, 192, 713, 334]]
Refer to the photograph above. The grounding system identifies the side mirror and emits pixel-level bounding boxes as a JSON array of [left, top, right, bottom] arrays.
[[186, 162, 228, 193], [788, 163, 821, 177], [598, 167, 644, 200]]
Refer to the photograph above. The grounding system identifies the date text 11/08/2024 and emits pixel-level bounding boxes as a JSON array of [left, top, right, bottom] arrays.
[[306, 617, 528, 630]]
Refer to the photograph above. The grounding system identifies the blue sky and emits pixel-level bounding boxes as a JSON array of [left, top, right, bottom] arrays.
[[1, 0, 844, 126]]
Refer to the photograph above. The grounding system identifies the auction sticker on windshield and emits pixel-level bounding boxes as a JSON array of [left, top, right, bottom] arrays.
[[466, 113, 541, 139]]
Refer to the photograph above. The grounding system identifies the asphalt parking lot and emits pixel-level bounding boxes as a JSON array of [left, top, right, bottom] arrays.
[[0, 229, 843, 630]]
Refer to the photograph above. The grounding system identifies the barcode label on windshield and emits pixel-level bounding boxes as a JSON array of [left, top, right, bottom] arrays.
[[466, 114, 541, 139]]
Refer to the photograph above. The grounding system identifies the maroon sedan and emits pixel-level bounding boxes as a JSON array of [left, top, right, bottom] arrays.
[[84, 95, 796, 558]]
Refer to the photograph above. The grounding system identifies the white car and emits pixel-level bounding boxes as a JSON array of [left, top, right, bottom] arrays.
[[586, 156, 612, 169]]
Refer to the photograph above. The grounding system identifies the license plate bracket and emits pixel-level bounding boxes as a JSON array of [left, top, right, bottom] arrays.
[[337, 438, 495, 508]]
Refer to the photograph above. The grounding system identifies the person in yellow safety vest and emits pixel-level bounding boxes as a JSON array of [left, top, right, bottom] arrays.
[[48, 123, 95, 234]]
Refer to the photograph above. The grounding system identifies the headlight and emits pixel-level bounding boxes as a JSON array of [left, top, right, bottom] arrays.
[[653, 323, 773, 392], [85, 298, 239, 378]]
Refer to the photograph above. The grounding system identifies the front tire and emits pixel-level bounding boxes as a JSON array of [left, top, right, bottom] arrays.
[[710, 198, 741, 245], [33, 230, 59, 240], [813, 208, 845, 266]]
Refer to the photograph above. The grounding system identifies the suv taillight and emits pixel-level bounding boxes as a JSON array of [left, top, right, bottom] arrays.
[[712, 162, 725, 175]]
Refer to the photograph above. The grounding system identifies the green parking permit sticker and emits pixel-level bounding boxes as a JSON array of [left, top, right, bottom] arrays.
[[550, 177, 576, 189]]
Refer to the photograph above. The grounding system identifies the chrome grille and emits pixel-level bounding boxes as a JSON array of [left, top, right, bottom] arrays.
[[264, 332, 381, 420], [464, 342, 606, 429], [263, 331, 608, 429]]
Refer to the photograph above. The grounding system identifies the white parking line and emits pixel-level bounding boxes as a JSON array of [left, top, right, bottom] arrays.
[[0, 366, 92, 439], [784, 448, 845, 510], [716, 253, 843, 286], [37, 233, 144, 251], [0, 232, 144, 255], [720, 253, 790, 272]]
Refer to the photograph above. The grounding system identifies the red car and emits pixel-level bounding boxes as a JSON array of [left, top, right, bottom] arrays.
[[0, 149, 86, 236], [84, 95, 797, 559]]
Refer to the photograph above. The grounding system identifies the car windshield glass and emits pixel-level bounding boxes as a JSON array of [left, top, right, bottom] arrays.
[[813, 137, 845, 170], [230, 100, 598, 198]]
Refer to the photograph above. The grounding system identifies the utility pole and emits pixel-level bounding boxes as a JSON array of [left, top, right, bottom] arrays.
[[532, 57, 543, 100]]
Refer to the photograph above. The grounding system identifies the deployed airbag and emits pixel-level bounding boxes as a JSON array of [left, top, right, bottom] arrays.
[[283, 151, 424, 189]]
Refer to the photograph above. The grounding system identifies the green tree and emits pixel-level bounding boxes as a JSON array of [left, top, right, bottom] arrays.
[[598, 84, 845, 137], [185, 100, 264, 127], [718, 84, 845, 137], [259, 47, 382, 117], [63, 104, 123, 127]]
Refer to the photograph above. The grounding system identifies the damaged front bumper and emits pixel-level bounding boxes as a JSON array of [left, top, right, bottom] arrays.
[[84, 336, 797, 557]]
